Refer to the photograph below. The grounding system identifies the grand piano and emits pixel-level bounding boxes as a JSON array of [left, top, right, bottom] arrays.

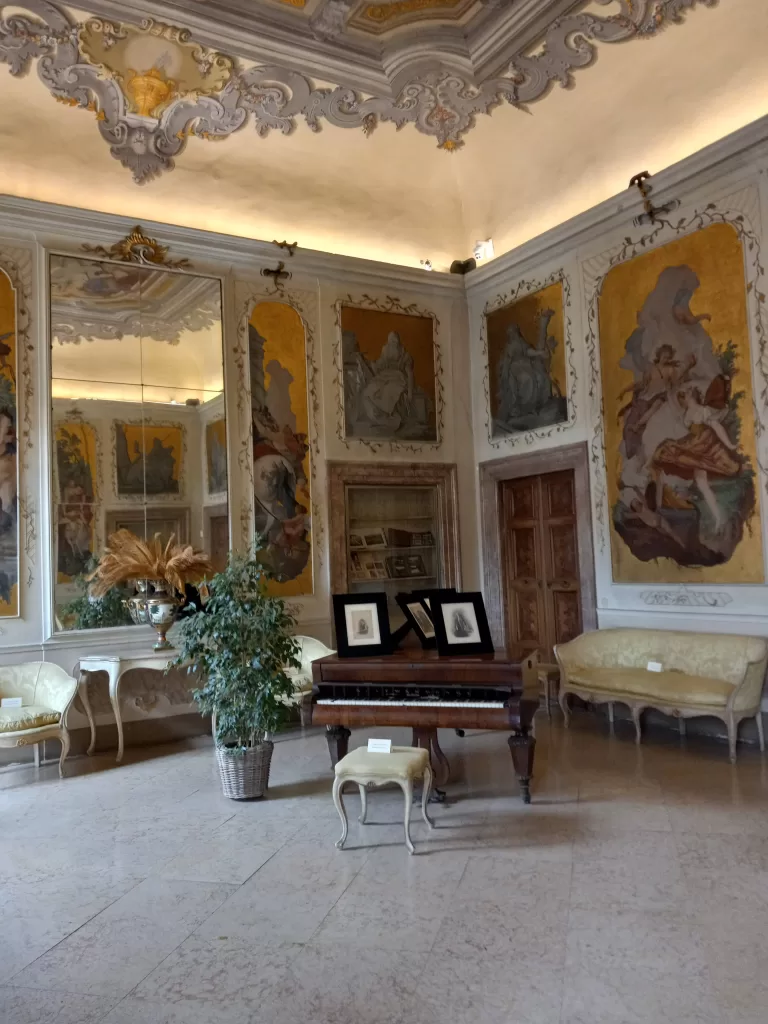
[[311, 649, 538, 803]]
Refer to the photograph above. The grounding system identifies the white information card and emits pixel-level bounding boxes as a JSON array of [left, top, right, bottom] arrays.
[[647, 661, 663, 673], [0, 697, 22, 708], [367, 738, 392, 754]]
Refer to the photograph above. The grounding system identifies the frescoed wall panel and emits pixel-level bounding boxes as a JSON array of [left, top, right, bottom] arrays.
[[0, 270, 17, 615], [55, 420, 98, 582], [487, 280, 567, 437], [249, 302, 312, 597], [598, 222, 764, 584], [340, 305, 437, 443]]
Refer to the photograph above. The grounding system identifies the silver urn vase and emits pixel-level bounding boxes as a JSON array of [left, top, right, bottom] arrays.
[[124, 579, 181, 650]]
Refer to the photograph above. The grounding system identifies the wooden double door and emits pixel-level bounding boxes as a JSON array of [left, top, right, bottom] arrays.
[[500, 469, 583, 660]]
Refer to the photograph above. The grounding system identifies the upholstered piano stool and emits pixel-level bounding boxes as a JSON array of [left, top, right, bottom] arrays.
[[332, 745, 435, 855]]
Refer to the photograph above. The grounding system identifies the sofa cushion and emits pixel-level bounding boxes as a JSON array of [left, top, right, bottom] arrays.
[[0, 705, 61, 734], [566, 667, 734, 708]]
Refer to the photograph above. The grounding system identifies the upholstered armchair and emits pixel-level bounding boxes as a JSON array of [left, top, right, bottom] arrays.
[[0, 662, 79, 776], [284, 636, 335, 727]]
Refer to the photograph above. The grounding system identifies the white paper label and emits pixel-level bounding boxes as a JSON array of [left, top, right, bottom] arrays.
[[367, 738, 392, 753], [0, 697, 22, 708], [647, 661, 663, 673]]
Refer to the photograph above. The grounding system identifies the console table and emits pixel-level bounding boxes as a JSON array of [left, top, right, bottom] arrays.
[[77, 654, 187, 764]]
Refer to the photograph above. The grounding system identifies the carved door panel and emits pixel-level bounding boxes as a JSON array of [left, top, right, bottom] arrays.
[[501, 470, 583, 658], [542, 472, 582, 649], [501, 479, 547, 658]]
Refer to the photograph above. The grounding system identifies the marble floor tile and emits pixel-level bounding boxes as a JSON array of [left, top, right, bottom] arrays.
[[131, 935, 302, 1014], [566, 907, 710, 977], [0, 985, 119, 1024], [560, 964, 724, 1024], [11, 879, 237, 997], [2, 716, 767, 1023], [258, 943, 429, 1024]]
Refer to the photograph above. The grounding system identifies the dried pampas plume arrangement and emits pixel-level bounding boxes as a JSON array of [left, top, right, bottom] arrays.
[[88, 529, 214, 598]]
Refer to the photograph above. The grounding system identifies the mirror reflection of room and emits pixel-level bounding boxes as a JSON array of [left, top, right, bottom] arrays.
[[49, 254, 228, 631]]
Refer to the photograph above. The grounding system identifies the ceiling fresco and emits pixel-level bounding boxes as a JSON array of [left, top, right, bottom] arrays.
[[0, 0, 715, 182]]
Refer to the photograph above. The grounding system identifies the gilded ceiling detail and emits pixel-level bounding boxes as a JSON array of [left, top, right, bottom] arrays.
[[0, 0, 715, 182], [359, 0, 466, 27]]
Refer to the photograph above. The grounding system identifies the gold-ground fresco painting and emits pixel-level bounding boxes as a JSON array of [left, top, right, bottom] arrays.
[[115, 422, 183, 497], [55, 422, 98, 582], [249, 302, 312, 596], [487, 281, 567, 437], [600, 222, 764, 584], [0, 270, 17, 615], [205, 419, 227, 496], [341, 306, 437, 442]]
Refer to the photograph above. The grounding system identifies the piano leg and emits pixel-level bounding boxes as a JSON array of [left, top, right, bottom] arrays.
[[411, 727, 448, 802], [325, 725, 351, 768], [508, 732, 536, 804]]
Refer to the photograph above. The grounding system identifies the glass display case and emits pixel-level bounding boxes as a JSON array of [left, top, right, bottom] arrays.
[[328, 463, 461, 627]]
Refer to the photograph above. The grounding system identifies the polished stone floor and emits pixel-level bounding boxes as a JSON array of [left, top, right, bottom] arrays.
[[2, 712, 768, 1024]]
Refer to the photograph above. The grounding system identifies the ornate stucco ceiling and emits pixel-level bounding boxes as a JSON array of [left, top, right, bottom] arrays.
[[0, 0, 715, 185]]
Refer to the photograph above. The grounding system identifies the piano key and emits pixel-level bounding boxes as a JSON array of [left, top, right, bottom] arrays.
[[315, 699, 506, 708]]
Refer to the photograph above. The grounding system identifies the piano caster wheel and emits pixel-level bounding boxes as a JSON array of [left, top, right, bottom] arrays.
[[520, 780, 532, 805], [454, 729, 465, 738], [430, 787, 446, 804]]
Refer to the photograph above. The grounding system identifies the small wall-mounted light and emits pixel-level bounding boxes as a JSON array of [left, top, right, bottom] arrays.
[[420, 259, 433, 271], [473, 238, 494, 261]]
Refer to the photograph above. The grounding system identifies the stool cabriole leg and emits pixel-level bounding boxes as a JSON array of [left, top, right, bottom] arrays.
[[421, 765, 435, 830], [358, 783, 368, 824], [401, 779, 415, 855]]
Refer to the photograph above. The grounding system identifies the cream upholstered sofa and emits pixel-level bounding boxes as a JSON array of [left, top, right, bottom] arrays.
[[284, 636, 335, 726], [555, 629, 768, 762], [0, 662, 79, 776]]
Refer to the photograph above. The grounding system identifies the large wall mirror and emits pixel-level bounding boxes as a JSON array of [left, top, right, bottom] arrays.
[[49, 253, 228, 632]]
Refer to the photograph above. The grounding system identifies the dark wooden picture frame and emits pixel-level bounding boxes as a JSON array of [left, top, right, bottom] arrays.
[[432, 590, 494, 656], [332, 592, 392, 658]]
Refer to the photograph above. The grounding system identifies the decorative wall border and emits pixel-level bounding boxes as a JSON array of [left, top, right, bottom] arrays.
[[110, 417, 187, 504], [0, 1, 714, 175], [640, 590, 734, 608], [234, 282, 323, 584], [332, 293, 444, 455], [0, 245, 34, 606], [582, 190, 768, 579], [479, 268, 576, 450]]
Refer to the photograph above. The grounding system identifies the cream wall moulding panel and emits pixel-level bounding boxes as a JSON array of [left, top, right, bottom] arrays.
[[0, 1, 715, 172]]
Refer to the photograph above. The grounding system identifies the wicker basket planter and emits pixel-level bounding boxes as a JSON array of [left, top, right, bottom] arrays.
[[215, 740, 274, 800]]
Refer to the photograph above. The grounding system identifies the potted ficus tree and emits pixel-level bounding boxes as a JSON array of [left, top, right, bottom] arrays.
[[174, 549, 300, 800]]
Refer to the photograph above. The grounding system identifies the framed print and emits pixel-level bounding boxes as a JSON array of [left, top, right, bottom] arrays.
[[396, 593, 436, 648], [432, 591, 494, 656], [349, 533, 365, 549], [333, 592, 392, 658], [361, 528, 387, 549]]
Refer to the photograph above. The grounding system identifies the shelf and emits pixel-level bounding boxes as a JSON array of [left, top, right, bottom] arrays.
[[349, 545, 435, 553], [349, 576, 438, 585], [348, 516, 435, 524]]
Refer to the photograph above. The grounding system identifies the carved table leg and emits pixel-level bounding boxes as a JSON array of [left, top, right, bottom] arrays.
[[325, 725, 351, 768], [77, 669, 98, 756], [108, 667, 124, 764], [508, 732, 536, 804]]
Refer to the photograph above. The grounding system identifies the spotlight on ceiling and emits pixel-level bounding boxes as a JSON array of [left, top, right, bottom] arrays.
[[473, 238, 494, 261], [420, 259, 433, 271]]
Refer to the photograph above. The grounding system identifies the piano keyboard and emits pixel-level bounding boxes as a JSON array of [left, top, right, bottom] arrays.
[[316, 699, 506, 708]]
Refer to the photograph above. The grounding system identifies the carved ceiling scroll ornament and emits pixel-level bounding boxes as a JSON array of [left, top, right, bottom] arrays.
[[82, 224, 191, 267], [0, 0, 715, 181]]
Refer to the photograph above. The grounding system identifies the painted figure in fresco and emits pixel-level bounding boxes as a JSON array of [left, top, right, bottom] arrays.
[[57, 481, 94, 579], [343, 330, 433, 439], [613, 265, 755, 568], [207, 423, 227, 495], [494, 308, 567, 432], [115, 427, 178, 495], [249, 323, 311, 583]]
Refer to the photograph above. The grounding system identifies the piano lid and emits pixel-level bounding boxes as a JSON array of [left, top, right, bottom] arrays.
[[312, 649, 521, 686]]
